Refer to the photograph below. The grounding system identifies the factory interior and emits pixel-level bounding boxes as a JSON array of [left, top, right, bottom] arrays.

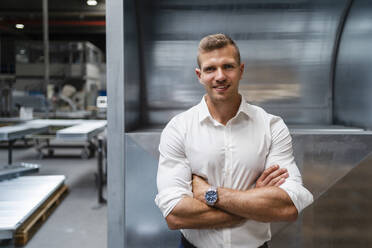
[[0, 0, 107, 247], [1, 0, 372, 247]]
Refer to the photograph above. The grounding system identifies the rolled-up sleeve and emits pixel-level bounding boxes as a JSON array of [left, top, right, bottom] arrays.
[[264, 116, 313, 213], [154, 118, 193, 217]]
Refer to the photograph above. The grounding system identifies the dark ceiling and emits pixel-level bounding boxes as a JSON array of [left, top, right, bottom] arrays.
[[0, 0, 106, 52]]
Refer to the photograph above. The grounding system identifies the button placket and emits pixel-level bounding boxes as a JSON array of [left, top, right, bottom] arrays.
[[224, 124, 233, 187], [226, 125, 233, 248], [223, 126, 227, 169], [222, 229, 231, 248], [223, 228, 232, 248], [230, 125, 233, 168]]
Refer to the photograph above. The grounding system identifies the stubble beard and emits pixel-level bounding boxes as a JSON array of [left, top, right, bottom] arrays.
[[207, 87, 238, 106]]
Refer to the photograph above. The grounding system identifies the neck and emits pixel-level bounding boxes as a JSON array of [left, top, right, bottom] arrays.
[[205, 94, 242, 125]]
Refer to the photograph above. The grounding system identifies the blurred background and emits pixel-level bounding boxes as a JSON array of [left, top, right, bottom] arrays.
[[0, 1, 107, 247]]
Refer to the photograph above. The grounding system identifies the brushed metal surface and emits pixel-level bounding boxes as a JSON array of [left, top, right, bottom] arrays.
[[125, 130, 372, 247], [334, 0, 372, 130], [0, 163, 39, 181], [123, 0, 142, 131], [0, 176, 65, 238], [109, 0, 372, 247], [56, 120, 106, 141], [272, 151, 372, 247], [0, 123, 48, 141], [134, 0, 347, 127], [106, 0, 126, 247], [125, 135, 179, 248]]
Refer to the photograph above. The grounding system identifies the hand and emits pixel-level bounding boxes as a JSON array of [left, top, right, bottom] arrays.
[[192, 175, 210, 203], [255, 164, 288, 188]]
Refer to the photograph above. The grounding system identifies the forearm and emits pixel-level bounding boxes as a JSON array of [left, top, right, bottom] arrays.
[[216, 186, 298, 222], [166, 196, 244, 230]]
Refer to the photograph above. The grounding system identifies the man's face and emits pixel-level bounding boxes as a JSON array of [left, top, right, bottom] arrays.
[[196, 45, 244, 104]]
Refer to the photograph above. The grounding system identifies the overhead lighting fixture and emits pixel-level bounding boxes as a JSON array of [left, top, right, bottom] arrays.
[[87, 0, 98, 6], [15, 24, 25, 29]]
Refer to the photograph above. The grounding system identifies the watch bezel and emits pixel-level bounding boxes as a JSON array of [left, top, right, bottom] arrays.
[[205, 186, 218, 206]]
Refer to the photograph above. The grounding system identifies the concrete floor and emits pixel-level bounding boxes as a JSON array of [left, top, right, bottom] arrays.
[[0, 143, 107, 248]]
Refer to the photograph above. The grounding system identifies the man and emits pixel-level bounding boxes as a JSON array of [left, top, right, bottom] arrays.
[[155, 34, 313, 248]]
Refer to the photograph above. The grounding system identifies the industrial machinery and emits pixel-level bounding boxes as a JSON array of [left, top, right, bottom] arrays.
[[0, 39, 16, 119], [13, 41, 104, 117], [0, 75, 15, 119]]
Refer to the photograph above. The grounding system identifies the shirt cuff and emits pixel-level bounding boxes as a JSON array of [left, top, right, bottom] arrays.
[[155, 187, 193, 217], [279, 180, 314, 213]]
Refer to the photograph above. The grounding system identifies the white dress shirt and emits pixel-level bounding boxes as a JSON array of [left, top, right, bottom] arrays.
[[155, 95, 313, 248]]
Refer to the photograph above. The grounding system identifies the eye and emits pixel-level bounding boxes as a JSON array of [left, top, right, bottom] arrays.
[[223, 64, 235, 70], [203, 66, 215, 73]]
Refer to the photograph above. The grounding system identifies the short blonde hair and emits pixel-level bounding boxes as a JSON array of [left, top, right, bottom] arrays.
[[197, 33, 241, 67]]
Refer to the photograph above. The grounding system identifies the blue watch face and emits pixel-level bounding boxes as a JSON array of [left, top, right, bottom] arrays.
[[205, 190, 217, 204]]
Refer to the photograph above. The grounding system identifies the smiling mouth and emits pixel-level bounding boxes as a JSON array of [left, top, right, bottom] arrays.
[[213, 85, 230, 92]]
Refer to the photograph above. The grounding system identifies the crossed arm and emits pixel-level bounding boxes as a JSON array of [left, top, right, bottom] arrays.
[[159, 117, 313, 230], [166, 165, 297, 230]]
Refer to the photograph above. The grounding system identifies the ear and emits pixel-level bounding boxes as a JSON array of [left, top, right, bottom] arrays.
[[239, 63, 245, 79], [195, 68, 201, 79], [195, 68, 204, 85]]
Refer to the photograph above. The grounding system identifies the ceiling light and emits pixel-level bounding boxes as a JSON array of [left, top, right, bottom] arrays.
[[15, 24, 25, 29], [87, 0, 98, 6]]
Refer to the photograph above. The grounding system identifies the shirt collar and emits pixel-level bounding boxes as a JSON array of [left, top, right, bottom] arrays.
[[198, 96, 211, 123], [198, 94, 252, 124]]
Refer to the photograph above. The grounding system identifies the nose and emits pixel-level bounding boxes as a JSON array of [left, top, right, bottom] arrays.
[[215, 68, 226, 83]]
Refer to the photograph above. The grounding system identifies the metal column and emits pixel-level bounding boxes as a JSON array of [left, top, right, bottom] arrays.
[[106, 0, 126, 247]]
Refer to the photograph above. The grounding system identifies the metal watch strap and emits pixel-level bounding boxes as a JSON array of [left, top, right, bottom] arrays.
[[209, 186, 217, 192]]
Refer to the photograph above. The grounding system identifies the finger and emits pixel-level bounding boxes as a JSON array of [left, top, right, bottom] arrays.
[[267, 175, 282, 186], [258, 165, 279, 182], [264, 168, 287, 185], [262, 168, 287, 185], [268, 172, 288, 186], [274, 177, 286, 187]]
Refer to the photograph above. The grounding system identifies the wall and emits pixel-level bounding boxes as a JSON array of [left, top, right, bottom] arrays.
[[334, 0, 372, 130]]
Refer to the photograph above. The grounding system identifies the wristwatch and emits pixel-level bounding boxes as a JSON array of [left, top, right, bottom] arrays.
[[205, 186, 218, 206]]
